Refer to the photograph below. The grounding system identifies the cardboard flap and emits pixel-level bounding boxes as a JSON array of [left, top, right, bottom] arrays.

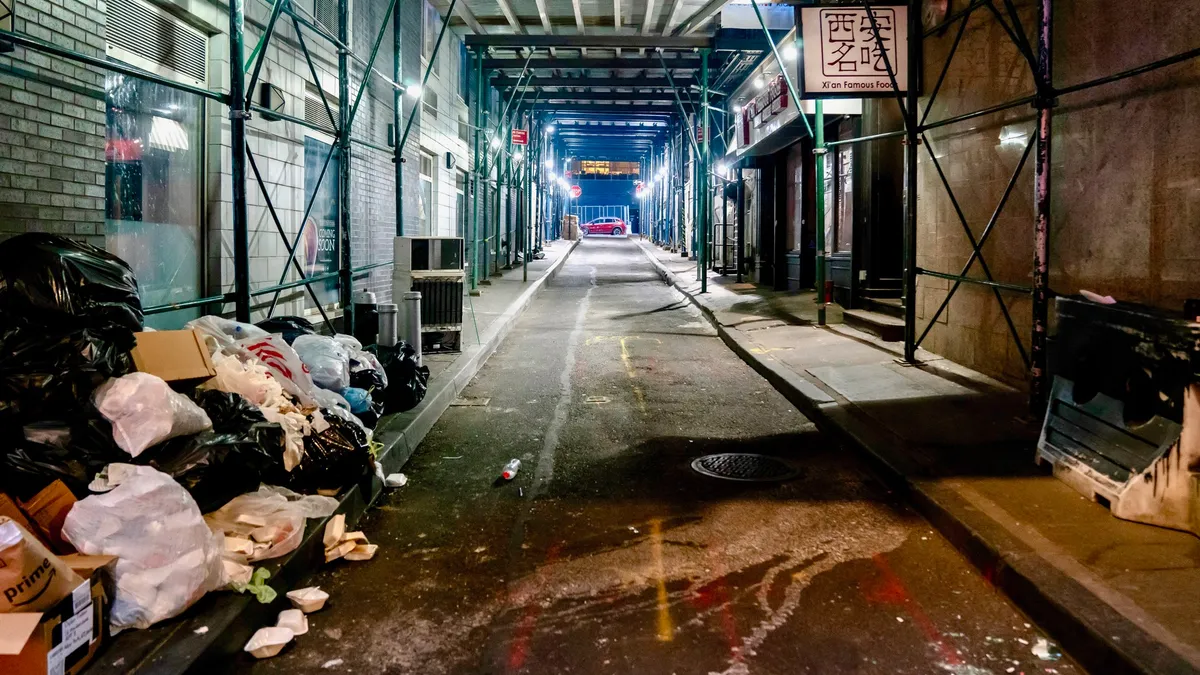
[[0, 614, 43, 655], [131, 330, 217, 383]]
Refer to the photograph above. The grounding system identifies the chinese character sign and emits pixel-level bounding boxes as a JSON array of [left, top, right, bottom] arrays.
[[800, 6, 909, 97]]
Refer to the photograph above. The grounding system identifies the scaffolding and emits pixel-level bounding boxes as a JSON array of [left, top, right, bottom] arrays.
[[0, 0, 476, 335]]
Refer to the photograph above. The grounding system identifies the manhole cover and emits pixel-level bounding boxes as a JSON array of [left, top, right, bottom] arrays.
[[690, 454, 800, 482]]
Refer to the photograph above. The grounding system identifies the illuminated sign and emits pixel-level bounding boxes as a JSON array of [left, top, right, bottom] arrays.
[[799, 6, 909, 98], [511, 129, 529, 145]]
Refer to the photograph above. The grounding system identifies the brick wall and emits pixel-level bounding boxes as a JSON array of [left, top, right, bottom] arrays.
[[0, 0, 106, 245]]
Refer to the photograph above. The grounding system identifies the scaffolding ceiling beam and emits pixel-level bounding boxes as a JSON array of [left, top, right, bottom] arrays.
[[465, 34, 711, 49], [495, 76, 698, 88]]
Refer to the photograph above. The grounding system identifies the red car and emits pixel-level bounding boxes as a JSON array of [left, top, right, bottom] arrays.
[[581, 217, 626, 236]]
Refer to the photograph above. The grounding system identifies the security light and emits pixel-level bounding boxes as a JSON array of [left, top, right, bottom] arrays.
[[406, 84, 423, 98], [781, 45, 798, 62]]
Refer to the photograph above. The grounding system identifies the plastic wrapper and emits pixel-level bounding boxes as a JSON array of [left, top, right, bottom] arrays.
[[340, 387, 373, 415], [61, 464, 225, 633], [202, 352, 291, 410], [379, 342, 430, 413], [1, 418, 124, 500], [205, 485, 338, 563], [292, 334, 351, 392], [0, 321, 135, 423], [93, 372, 213, 457], [286, 411, 373, 493], [185, 316, 268, 353], [0, 233, 143, 330], [234, 335, 320, 406], [345, 371, 384, 429], [255, 316, 316, 345]]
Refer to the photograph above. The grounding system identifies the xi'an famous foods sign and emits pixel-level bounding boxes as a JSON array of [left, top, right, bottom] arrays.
[[799, 5, 909, 97]]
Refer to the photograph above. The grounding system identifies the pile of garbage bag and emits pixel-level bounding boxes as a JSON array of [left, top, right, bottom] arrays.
[[0, 234, 428, 635]]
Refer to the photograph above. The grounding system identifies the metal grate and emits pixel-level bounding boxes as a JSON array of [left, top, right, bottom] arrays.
[[106, 0, 207, 84], [691, 454, 801, 482], [313, 0, 337, 34], [304, 82, 339, 134]]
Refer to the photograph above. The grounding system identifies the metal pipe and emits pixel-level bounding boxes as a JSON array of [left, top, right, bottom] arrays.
[[746, 0, 813, 137], [700, 49, 710, 294], [244, 0, 287, 102], [902, 0, 920, 362], [352, 260, 394, 273], [1031, 0, 1053, 412], [291, 13, 339, 134], [253, 270, 341, 296], [657, 50, 701, 158], [471, 48, 484, 290], [229, 0, 252, 322], [917, 269, 1032, 294], [735, 164, 744, 283], [397, 0, 461, 152], [345, 0, 401, 134], [1055, 45, 1200, 97], [393, 0, 403, 238], [824, 129, 907, 148], [336, 0, 353, 332], [920, 95, 1037, 131], [814, 100, 827, 325], [144, 293, 234, 315]]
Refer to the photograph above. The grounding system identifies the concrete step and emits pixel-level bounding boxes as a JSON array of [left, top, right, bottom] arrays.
[[862, 295, 905, 319], [842, 308, 905, 342]]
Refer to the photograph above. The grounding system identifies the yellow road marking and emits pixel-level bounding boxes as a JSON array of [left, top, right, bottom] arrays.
[[649, 518, 673, 642], [619, 337, 648, 413]]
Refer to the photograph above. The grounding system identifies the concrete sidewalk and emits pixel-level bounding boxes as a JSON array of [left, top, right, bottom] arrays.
[[84, 239, 579, 675], [638, 238, 1200, 675]]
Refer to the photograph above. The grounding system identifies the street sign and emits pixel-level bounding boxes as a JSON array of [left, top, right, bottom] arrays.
[[511, 129, 529, 145], [799, 5, 909, 98], [569, 185, 582, 199]]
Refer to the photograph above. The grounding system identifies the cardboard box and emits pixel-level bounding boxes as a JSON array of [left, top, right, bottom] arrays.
[[0, 555, 115, 675], [19, 481, 77, 555], [131, 329, 217, 385], [0, 493, 46, 549]]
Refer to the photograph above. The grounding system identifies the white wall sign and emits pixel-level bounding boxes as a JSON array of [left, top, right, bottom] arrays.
[[800, 6, 909, 98]]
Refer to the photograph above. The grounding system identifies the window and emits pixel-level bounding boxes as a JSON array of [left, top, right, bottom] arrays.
[[822, 144, 854, 254], [104, 73, 203, 328], [419, 151, 436, 235], [458, 43, 471, 102], [422, 2, 441, 76], [455, 170, 467, 238], [458, 115, 469, 143], [423, 88, 438, 120]]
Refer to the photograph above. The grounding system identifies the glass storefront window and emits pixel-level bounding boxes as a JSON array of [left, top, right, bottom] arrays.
[[104, 73, 203, 329]]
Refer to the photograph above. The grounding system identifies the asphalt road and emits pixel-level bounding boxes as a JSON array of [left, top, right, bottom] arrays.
[[236, 236, 1082, 675]]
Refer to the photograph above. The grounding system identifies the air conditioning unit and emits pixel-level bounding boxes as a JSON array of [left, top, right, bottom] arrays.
[[393, 237, 465, 353]]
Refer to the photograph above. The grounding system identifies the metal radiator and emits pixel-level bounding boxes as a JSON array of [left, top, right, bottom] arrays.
[[411, 276, 464, 332]]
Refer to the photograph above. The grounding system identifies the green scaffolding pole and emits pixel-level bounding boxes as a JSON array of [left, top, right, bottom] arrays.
[[470, 48, 484, 292], [814, 100, 827, 326], [700, 49, 710, 294]]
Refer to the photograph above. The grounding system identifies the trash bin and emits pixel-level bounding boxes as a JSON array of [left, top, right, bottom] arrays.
[[352, 291, 379, 347]]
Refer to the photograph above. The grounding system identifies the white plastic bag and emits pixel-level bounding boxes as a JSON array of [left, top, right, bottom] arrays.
[[203, 352, 290, 409], [205, 485, 339, 564], [185, 316, 269, 353], [94, 373, 213, 457], [235, 335, 319, 406], [292, 335, 351, 391], [62, 464, 225, 633]]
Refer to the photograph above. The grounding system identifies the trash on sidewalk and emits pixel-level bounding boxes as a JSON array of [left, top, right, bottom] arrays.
[[232, 567, 277, 604], [0, 516, 82, 613], [378, 341, 429, 413], [1031, 637, 1062, 661], [94, 373, 213, 458], [206, 486, 338, 564], [323, 513, 346, 549], [502, 459, 521, 480], [129, 329, 217, 386], [277, 608, 309, 636], [344, 544, 378, 561], [286, 587, 329, 613], [384, 473, 408, 488], [244, 626, 294, 659], [322, 658, 345, 669], [62, 465, 224, 633]]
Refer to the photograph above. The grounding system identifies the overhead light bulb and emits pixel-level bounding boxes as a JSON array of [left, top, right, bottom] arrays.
[[733, 104, 742, 114], [490, 138, 501, 150], [716, 162, 729, 175], [545, 125, 556, 134], [405, 84, 423, 97], [781, 44, 798, 62], [754, 77, 766, 90], [545, 159, 555, 168]]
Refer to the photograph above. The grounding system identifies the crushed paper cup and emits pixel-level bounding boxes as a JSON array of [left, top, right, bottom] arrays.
[[340, 531, 368, 544], [235, 513, 267, 527], [325, 540, 356, 563], [244, 626, 294, 659], [277, 608, 309, 636], [345, 544, 378, 561], [384, 473, 408, 488], [322, 514, 346, 549], [225, 536, 255, 555], [286, 587, 330, 613], [223, 559, 255, 586]]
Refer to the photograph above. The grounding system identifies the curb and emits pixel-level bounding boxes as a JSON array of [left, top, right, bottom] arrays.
[[636, 241, 1199, 675], [91, 240, 580, 675]]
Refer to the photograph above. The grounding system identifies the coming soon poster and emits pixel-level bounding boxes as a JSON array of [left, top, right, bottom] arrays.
[[303, 136, 340, 305]]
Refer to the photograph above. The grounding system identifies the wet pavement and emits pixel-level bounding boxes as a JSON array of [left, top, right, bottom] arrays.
[[235, 237, 1083, 675]]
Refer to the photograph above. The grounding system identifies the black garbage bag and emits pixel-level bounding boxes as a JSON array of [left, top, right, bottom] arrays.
[[191, 389, 267, 434], [0, 233, 142, 331], [255, 316, 316, 345], [286, 411, 372, 493], [147, 424, 288, 513], [348, 368, 386, 429], [1, 417, 125, 500], [0, 320, 135, 422], [378, 342, 429, 413]]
